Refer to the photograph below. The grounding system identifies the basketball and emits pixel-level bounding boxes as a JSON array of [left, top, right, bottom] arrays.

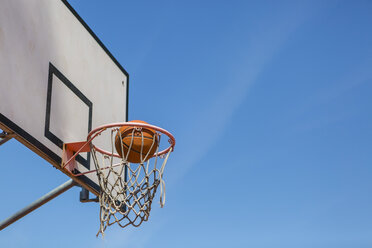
[[115, 120, 158, 163]]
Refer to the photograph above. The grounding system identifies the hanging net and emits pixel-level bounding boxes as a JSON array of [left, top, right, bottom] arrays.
[[62, 122, 175, 236]]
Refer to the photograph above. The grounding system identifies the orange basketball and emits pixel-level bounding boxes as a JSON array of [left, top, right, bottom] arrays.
[[115, 120, 158, 163]]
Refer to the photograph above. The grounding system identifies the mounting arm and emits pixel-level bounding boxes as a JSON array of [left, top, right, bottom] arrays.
[[0, 179, 77, 231], [0, 131, 15, 146]]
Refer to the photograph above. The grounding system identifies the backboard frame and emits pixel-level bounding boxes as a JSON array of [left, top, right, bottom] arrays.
[[0, 0, 129, 196]]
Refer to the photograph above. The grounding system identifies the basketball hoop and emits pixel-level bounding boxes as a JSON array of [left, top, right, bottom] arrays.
[[61, 122, 175, 236]]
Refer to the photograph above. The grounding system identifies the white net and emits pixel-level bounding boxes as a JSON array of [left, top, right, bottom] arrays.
[[90, 127, 172, 236]]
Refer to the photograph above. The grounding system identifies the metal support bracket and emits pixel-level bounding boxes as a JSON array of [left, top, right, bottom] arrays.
[[0, 179, 77, 231], [0, 131, 15, 146], [80, 188, 99, 203]]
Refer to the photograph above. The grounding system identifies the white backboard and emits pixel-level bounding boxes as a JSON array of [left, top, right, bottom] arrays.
[[0, 0, 128, 195]]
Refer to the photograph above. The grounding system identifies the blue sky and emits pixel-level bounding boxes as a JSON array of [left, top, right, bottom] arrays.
[[1, 0, 372, 247]]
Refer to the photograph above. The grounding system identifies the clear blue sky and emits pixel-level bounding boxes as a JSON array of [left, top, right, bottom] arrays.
[[1, 0, 372, 247]]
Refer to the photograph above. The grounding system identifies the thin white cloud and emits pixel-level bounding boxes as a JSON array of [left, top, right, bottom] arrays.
[[101, 2, 329, 247], [281, 60, 372, 134], [168, 1, 324, 184]]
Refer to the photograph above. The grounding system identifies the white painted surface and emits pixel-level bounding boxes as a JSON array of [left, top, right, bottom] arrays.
[[0, 0, 128, 194]]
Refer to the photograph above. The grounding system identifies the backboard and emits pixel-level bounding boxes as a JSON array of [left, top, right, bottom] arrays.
[[0, 0, 128, 196]]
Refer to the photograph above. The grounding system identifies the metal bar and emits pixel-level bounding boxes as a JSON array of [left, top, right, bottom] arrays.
[[0, 131, 15, 146], [0, 131, 6, 138], [79, 187, 98, 202], [0, 179, 77, 231]]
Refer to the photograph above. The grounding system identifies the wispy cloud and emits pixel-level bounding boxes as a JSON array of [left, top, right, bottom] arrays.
[[104, 2, 328, 247], [283, 60, 372, 134], [168, 1, 324, 184]]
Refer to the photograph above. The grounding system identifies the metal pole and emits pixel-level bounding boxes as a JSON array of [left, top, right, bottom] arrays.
[[0, 179, 77, 231], [0, 131, 15, 146]]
